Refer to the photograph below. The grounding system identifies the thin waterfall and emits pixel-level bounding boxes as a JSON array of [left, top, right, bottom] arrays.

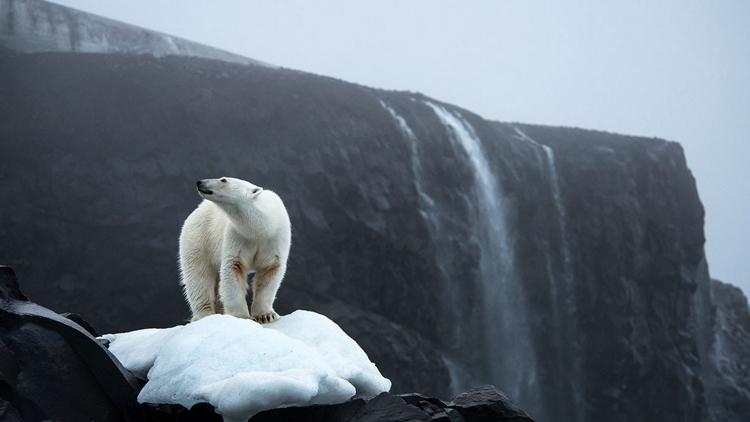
[[514, 127, 572, 273], [378, 100, 434, 215], [379, 99, 465, 395], [425, 101, 538, 406], [514, 126, 583, 422]]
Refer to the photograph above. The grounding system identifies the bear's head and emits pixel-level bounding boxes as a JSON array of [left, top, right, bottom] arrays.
[[196, 177, 264, 204]]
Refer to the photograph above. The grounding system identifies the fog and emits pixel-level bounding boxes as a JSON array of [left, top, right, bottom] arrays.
[[52, 0, 750, 293]]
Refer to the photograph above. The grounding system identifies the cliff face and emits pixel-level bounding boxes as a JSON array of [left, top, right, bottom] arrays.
[[512, 125, 712, 421], [704, 280, 750, 420], [1, 4, 749, 421]]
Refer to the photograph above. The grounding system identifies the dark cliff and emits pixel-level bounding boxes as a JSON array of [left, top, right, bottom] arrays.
[[1, 3, 749, 421], [704, 280, 750, 421]]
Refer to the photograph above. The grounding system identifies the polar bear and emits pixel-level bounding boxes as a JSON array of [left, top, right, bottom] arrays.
[[179, 177, 291, 323]]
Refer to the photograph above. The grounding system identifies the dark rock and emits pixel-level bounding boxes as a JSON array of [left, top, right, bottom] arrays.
[[349, 393, 430, 422], [249, 388, 534, 422], [448, 385, 534, 421], [399, 392, 449, 409], [0, 397, 24, 422], [249, 398, 366, 422], [61, 312, 99, 336], [0, 267, 141, 421], [139, 402, 223, 422], [704, 280, 750, 421], [0, 266, 26, 301]]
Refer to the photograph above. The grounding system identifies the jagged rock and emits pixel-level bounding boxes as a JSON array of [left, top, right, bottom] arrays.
[[0, 266, 141, 421], [248, 398, 365, 422], [138, 402, 222, 422], [447, 386, 534, 421], [0, 266, 26, 301], [60, 312, 99, 336], [148, 387, 535, 422]]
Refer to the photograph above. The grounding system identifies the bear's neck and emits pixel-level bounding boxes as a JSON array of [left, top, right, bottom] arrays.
[[216, 202, 262, 233]]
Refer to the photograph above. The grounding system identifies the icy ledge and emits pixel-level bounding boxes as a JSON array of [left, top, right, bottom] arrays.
[[100, 311, 391, 422]]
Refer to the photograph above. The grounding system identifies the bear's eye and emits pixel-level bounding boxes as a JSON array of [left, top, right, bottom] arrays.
[[220, 178, 227, 183], [252, 188, 260, 194]]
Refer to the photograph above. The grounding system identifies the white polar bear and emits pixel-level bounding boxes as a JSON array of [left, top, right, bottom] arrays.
[[179, 177, 291, 323]]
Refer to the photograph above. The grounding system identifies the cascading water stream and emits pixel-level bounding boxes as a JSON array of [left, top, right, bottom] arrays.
[[379, 99, 471, 395], [425, 102, 538, 406], [378, 100, 434, 215], [513, 127, 572, 274], [514, 126, 583, 422]]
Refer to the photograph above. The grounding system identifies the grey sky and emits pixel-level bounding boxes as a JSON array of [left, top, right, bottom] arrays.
[[52, 0, 750, 293]]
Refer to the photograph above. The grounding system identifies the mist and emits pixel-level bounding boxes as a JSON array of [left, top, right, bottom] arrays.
[[50, 0, 749, 293]]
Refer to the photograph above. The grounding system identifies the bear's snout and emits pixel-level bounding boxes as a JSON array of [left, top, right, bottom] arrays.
[[196, 180, 213, 195]]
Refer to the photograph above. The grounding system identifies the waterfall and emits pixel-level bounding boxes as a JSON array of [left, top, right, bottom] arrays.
[[378, 100, 434, 215], [513, 128, 572, 273], [379, 99, 467, 395], [425, 102, 538, 405], [514, 126, 583, 422]]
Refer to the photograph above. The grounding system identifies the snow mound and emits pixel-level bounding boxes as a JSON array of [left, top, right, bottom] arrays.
[[101, 311, 391, 421]]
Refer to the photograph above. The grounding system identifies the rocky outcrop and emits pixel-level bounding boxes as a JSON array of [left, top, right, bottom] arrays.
[[703, 279, 750, 421], [1, 2, 749, 420], [0, 267, 533, 421], [0, 266, 140, 421], [254, 387, 534, 422], [144, 387, 534, 422]]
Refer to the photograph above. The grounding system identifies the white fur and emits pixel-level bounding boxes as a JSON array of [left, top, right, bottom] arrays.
[[179, 177, 291, 323]]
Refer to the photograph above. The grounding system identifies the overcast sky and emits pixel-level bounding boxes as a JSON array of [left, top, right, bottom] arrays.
[[53, 0, 750, 293]]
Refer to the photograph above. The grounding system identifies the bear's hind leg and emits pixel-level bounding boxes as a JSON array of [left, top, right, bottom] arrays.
[[219, 256, 251, 319]]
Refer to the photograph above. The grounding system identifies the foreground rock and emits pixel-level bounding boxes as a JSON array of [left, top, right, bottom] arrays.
[[0, 266, 533, 421], [143, 385, 533, 422], [0, 266, 140, 422], [144, 386, 534, 422]]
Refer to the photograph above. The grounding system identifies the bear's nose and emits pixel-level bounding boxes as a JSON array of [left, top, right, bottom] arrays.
[[196, 180, 203, 187]]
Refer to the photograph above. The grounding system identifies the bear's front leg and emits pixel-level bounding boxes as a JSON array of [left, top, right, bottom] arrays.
[[251, 255, 284, 324], [219, 256, 251, 319]]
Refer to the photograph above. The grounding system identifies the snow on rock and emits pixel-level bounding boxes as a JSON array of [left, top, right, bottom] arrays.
[[101, 310, 391, 421], [100, 326, 183, 379]]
